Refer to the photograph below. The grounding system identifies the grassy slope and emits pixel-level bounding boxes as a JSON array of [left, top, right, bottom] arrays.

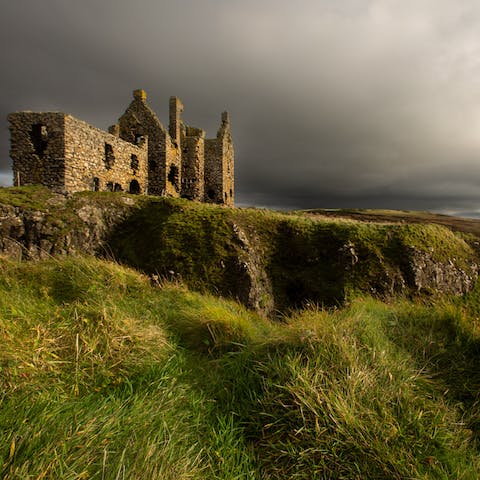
[[2, 256, 480, 479]]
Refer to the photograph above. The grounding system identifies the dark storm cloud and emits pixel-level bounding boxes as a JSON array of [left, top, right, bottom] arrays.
[[2, 0, 480, 213]]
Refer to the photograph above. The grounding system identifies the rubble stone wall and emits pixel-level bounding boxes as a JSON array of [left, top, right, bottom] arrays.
[[204, 112, 234, 206], [63, 115, 148, 194], [204, 138, 223, 203], [8, 112, 66, 192], [181, 130, 205, 201], [219, 113, 235, 207], [117, 90, 181, 196]]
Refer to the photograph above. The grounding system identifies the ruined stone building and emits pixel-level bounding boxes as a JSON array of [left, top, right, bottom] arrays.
[[8, 90, 234, 206]]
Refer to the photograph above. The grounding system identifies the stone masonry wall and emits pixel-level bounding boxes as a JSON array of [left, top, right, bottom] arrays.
[[204, 138, 222, 203], [163, 96, 184, 197], [204, 112, 234, 206], [169, 96, 183, 144], [117, 90, 181, 196], [63, 115, 148, 194], [163, 140, 181, 196], [181, 127, 205, 201], [8, 112, 66, 192], [220, 113, 235, 207]]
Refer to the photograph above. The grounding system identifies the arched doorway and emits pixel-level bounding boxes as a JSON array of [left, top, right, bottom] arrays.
[[129, 179, 141, 194]]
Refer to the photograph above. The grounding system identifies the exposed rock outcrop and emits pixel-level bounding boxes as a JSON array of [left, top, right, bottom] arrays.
[[405, 247, 478, 295], [231, 223, 274, 315], [0, 192, 132, 259]]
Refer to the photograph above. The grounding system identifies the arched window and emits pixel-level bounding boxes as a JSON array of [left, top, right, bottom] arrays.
[[129, 179, 141, 194], [207, 189, 215, 200]]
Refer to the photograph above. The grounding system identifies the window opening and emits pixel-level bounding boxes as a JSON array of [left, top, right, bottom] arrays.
[[30, 124, 48, 157], [134, 134, 145, 145], [130, 154, 139, 174], [129, 179, 141, 194], [167, 164, 179, 191], [104, 143, 115, 169]]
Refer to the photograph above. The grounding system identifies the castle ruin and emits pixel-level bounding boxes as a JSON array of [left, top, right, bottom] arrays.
[[8, 89, 234, 206]]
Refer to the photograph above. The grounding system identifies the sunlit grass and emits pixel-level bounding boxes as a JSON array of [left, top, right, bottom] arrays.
[[1, 256, 480, 478]]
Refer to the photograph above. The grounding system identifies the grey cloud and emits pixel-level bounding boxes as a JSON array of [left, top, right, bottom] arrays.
[[2, 1, 480, 212]]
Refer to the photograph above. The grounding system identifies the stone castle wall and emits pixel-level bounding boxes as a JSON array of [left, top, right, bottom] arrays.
[[204, 112, 234, 207], [8, 90, 234, 205], [8, 112, 66, 191], [204, 138, 222, 203], [220, 114, 235, 207], [63, 115, 148, 194], [115, 90, 183, 197], [182, 127, 205, 201]]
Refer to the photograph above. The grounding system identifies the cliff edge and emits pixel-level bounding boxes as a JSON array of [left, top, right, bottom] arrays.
[[0, 186, 478, 315]]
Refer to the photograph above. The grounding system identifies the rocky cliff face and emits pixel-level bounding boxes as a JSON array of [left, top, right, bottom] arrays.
[[0, 192, 133, 259], [0, 187, 478, 315]]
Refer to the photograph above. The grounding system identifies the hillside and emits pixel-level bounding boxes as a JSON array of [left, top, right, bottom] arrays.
[[2, 256, 480, 478], [0, 186, 479, 315], [2, 188, 480, 477]]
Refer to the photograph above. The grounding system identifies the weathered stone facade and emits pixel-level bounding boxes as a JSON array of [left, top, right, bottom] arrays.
[[8, 90, 234, 205]]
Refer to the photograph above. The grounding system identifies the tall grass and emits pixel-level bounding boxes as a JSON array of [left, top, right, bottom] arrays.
[[1, 256, 480, 478]]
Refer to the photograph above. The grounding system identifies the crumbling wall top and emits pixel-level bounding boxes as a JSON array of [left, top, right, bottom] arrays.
[[185, 126, 205, 138]]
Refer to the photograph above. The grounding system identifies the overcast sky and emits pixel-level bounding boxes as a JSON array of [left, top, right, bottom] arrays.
[[2, 0, 480, 213]]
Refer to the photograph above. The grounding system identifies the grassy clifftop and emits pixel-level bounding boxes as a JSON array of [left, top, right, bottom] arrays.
[[0, 186, 478, 314], [2, 256, 480, 478], [107, 197, 478, 310]]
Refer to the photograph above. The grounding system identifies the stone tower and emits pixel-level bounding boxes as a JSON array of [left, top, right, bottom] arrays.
[[204, 111, 234, 207]]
